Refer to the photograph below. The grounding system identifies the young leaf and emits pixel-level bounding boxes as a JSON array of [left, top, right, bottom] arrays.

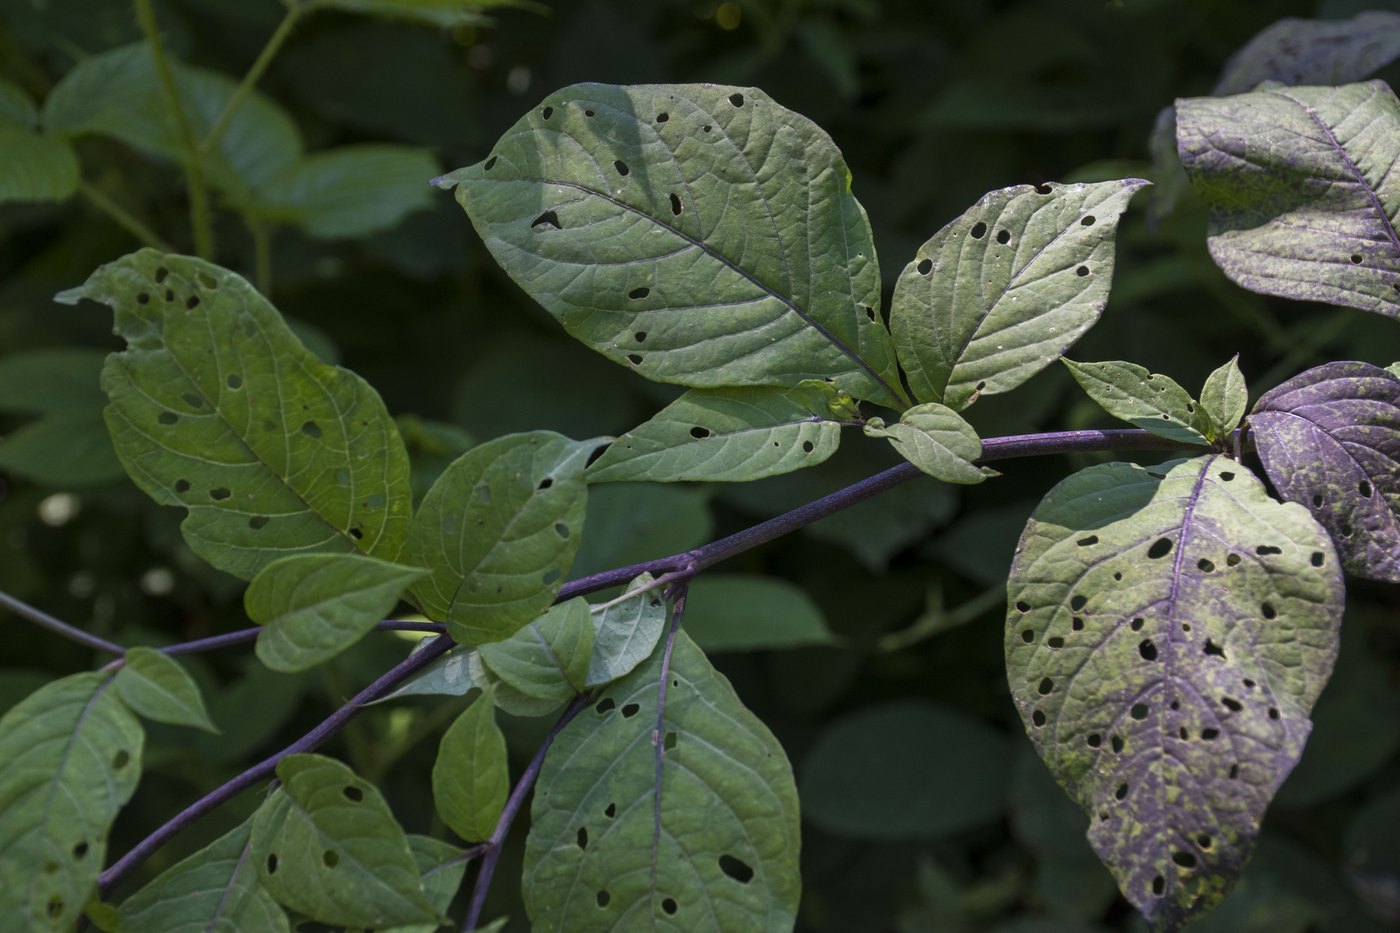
[[378, 646, 476, 701], [1063, 359, 1211, 445], [404, 431, 592, 645], [684, 574, 835, 653], [113, 647, 217, 732], [586, 385, 843, 483], [1177, 81, 1400, 319], [1198, 355, 1248, 440], [438, 83, 906, 407], [432, 687, 509, 843], [56, 250, 413, 580], [862, 402, 986, 485], [477, 597, 594, 700], [251, 753, 439, 928], [0, 673, 144, 931], [523, 632, 800, 931], [117, 818, 290, 932], [1250, 361, 1400, 583], [0, 125, 79, 203], [245, 553, 427, 672], [587, 573, 668, 687], [1006, 456, 1343, 928], [889, 179, 1148, 410], [1213, 11, 1400, 95]]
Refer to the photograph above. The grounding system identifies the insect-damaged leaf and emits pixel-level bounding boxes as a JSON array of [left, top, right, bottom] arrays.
[[862, 402, 987, 485], [1006, 456, 1343, 929], [1176, 81, 1400, 319], [438, 83, 906, 407], [1063, 359, 1211, 446], [56, 250, 413, 581], [1250, 361, 1400, 583]]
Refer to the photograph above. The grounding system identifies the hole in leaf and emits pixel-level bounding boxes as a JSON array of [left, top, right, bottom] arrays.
[[1268, 707, 1280, 720], [1080, 215, 1096, 226], [1310, 551, 1324, 567], [1111, 735, 1124, 753], [174, 479, 191, 493], [348, 526, 363, 540], [669, 193, 683, 216], [537, 477, 554, 491], [1113, 571, 1123, 581], [1261, 603, 1277, 620], [1204, 639, 1226, 658], [865, 306, 876, 321], [483, 156, 497, 171], [1226, 553, 1241, 566], [1243, 678, 1256, 689], [690, 426, 713, 439], [1351, 253, 1363, 264], [155, 266, 169, 283], [656, 112, 669, 123], [1147, 538, 1172, 559], [1035, 183, 1053, 194], [1076, 266, 1090, 277], [1256, 545, 1282, 556], [1071, 617, 1084, 631], [577, 826, 589, 849], [531, 210, 562, 230], [663, 731, 677, 751], [180, 392, 202, 408], [1152, 875, 1165, 896], [1087, 733, 1102, 747], [1076, 535, 1098, 546], [226, 373, 243, 389], [1032, 710, 1046, 726], [1312, 493, 1324, 507], [595, 697, 616, 715], [137, 292, 150, 304], [621, 702, 640, 718], [266, 854, 279, 874], [300, 420, 322, 439], [1037, 677, 1054, 695], [801, 440, 815, 453], [342, 785, 363, 803], [249, 515, 269, 530], [542, 106, 553, 119], [323, 850, 339, 868], [719, 854, 754, 883], [1047, 636, 1064, 648], [209, 488, 231, 501], [1201, 728, 1219, 741], [1070, 595, 1087, 611], [1173, 850, 1197, 869], [703, 124, 712, 132], [614, 160, 630, 176], [605, 802, 617, 817], [1020, 629, 1034, 643], [1180, 726, 1190, 740], [662, 897, 678, 915], [1229, 764, 1240, 779], [1115, 782, 1129, 800], [729, 93, 744, 106], [628, 286, 649, 300], [584, 109, 595, 117], [628, 353, 644, 365], [1015, 601, 1030, 613], [186, 295, 200, 310], [73, 842, 89, 860], [596, 890, 610, 907], [1170, 699, 1180, 711], [1197, 558, 1215, 573], [555, 522, 570, 539], [970, 221, 987, 239], [996, 229, 1010, 244], [158, 411, 178, 425], [1198, 834, 1212, 849], [634, 331, 647, 343], [1139, 639, 1157, 661], [916, 258, 933, 275], [1221, 697, 1242, 712], [1219, 470, 1235, 481], [1340, 522, 1354, 537], [1130, 703, 1149, 721], [1359, 480, 1373, 498], [1130, 617, 1144, 632]]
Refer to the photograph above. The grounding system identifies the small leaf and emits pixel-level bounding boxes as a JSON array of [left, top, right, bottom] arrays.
[[58, 250, 413, 580], [246, 553, 427, 672], [0, 125, 78, 203], [683, 575, 835, 653], [1213, 11, 1400, 95], [378, 646, 475, 701], [587, 573, 668, 686], [1006, 456, 1343, 928], [478, 598, 594, 700], [890, 179, 1149, 409], [1177, 81, 1400, 318], [404, 431, 592, 645], [523, 632, 800, 931], [1250, 360, 1400, 582], [432, 687, 509, 843], [586, 385, 842, 483], [1063, 359, 1210, 445], [0, 673, 144, 931], [863, 402, 986, 485], [1198, 355, 1247, 440], [114, 647, 217, 732], [117, 818, 289, 932], [251, 753, 439, 928]]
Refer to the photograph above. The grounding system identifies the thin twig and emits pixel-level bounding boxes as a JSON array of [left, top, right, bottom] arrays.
[[200, 4, 306, 157]]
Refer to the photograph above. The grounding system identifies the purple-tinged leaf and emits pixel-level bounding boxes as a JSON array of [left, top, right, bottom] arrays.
[[1176, 81, 1400, 319], [1250, 361, 1400, 583], [1006, 456, 1342, 930], [1214, 12, 1400, 95]]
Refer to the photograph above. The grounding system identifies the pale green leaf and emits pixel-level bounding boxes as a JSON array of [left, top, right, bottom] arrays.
[[586, 385, 843, 483], [442, 83, 906, 407], [114, 647, 217, 732], [478, 598, 594, 700], [524, 632, 800, 931], [0, 673, 144, 932], [0, 125, 78, 202], [0, 410, 125, 487], [117, 818, 290, 933], [683, 574, 835, 653], [251, 753, 439, 928], [1198, 354, 1247, 440], [863, 402, 986, 485], [57, 250, 414, 580], [890, 179, 1148, 409], [377, 645, 475, 701], [246, 553, 427, 672], [404, 431, 592, 645], [587, 573, 668, 686], [1063, 359, 1210, 445], [1388, 362, 1400, 379], [1006, 456, 1343, 928], [0, 77, 37, 128], [432, 687, 509, 843]]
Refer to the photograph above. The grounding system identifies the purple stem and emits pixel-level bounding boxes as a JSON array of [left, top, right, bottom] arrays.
[[0, 589, 126, 656], [159, 619, 447, 657]]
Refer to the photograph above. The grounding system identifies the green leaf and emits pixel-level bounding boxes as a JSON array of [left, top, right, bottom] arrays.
[[117, 818, 290, 933], [862, 402, 987, 485], [0, 76, 38, 128], [113, 647, 217, 732], [1198, 355, 1247, 441], [890, 179, 1148, 410], [587, 573, 668, 687], [478, 598, 594, 700], [404, 431, 592, 645], [1063, 359, 1210, 445], [523, 631, 800, 931], [432, 687, 509, 843], [0, 410, 126, 487], [377, 644, 475, 701], [0, 125, 78, 203], [0, 673, 144, 932], [0, 349, 107, 415], [441, 83, 906, 407], [246, 553, 427, 672], [1176, 81, 1400, 319], [251, 753, 439, 928], [57, 249, 413, 580], [403, 835, 470, 931], [1005, 456, 1343, 929], [683, 574, 835, 653], [586, 385, 843, 483]]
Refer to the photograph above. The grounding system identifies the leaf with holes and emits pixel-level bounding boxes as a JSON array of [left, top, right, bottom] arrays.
[[117, 818, 289, 932], [432, 687, 509, 844], [1213, 11, 1400, 95], [404, 431, 592, 645], [586, 385, 843, 483], [889, 179, 1148, 410], [1063, 359, 1211, 446], [1199, 355, 1248, 442], [863, 402, 987, 485], [478, 597, 594, 700], [523, 631, 800, 931], [245, 553, 427, 672], [1177, 81, 1400, 318], [56, 250, 413, 581], [1005, 455, 1343, 929], [0, 673, 143, 932], [438, 83, 906, 407], [587, 573, 668, 686], [1250, 361, 1400, 583], [113, 647, 217, 732], [250, 753, 439, 928]]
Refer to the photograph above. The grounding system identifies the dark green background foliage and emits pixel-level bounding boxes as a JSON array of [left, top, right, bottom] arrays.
[[2, 1, 1400, 930]]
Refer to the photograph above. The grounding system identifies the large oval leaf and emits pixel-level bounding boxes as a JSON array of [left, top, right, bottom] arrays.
[[1250, 361, 1400, 583], [1006, 456, 1343, 929], [56, 250, 413, 581], [438, 83, 905, 407]]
